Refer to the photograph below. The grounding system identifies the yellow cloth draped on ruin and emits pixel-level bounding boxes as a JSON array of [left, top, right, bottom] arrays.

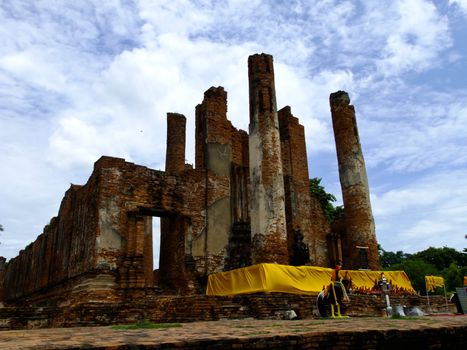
[[425, 275, 445, 292], [206, 263, 416, 296]]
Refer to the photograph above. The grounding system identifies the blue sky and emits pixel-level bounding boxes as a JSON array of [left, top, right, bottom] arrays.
[[1, 0, 466, 262]]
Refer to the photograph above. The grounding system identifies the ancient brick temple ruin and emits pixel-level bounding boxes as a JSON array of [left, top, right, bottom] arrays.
[[0, 54, 379, 305]]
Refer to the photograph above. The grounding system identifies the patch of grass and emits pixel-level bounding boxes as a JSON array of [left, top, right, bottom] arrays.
[[234, 325, 257, 329], [112, 321, 182, 330]]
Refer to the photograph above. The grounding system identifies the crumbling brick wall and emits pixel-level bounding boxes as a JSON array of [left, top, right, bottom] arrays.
[[1, 177, 98, 301], [193, 87, 234, 275]]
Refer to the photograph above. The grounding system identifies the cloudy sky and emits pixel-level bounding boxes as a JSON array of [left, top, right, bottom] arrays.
[[1, 0, 466, 263]]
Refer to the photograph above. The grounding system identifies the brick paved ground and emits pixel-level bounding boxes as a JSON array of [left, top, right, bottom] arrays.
[[0, 316, 465, 349]]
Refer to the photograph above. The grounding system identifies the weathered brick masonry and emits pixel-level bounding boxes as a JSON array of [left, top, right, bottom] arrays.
[[278, 106, 329, 266], [0, 294, 454, 330], [330, 91, 379, 270], [248, 54, 289, 265], [0, 54, 381, 313]]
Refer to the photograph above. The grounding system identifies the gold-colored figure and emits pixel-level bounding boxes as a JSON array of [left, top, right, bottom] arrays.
[[324, 261, 350, 318]]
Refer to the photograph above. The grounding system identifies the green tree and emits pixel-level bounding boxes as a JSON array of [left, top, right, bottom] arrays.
[[380, 245, 466, 294], [388, 259, 438, 295], [413, 247, 467, 270], [309, 178, 343, 223], [378, 244, 412, 268], [443, 262, 466, 292]]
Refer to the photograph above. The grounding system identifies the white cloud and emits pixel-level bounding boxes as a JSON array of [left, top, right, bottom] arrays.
[[46, 36, 354, 174], [0, 115, 79, 257], [138, 0, 214, 37], [1, 0, 466, 261], [276, 65, 356, 153], [449, 0, 467, 15], [47, 36, 257, 170], [1, 49, 68, 91], [373, 170, 467, 252], [363, 91, 467, 173], [376, 0, 451, 76]]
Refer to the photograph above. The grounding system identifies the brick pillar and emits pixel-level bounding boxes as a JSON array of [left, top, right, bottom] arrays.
[[248, 53, 288, 264], [278, 106, 328, 266], [161, 113, 188, 291], [159, 216, 188, 292], [166, 113, 186, 175], [330, 91, 380, 270], [123, 213, 146, 288]]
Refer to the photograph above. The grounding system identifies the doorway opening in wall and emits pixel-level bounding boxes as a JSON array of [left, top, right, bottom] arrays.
[[136, 208, 188, 291], [357, 246, 369, 270]]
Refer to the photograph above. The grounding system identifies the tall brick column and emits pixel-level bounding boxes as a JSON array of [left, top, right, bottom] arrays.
[[166, 113, 186, 175], [330, 91, 380, 270], [278, 106, 329, 266], [143, 216, 154, 287], [248, 53, 288, 264], [160, 112, 187, 291]]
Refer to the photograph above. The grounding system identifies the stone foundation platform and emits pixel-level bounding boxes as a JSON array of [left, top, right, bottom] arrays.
[[0, 316, 466, 349], [0, 293, 454, 330]]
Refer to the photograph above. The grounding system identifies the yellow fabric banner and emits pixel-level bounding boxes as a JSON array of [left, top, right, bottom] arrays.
[[425, 275, 444, 292], [343, 269, 415, 295], [206, 263, 416, 296]]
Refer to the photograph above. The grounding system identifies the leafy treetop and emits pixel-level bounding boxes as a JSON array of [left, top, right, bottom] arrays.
[[309, 178, 343, 223], [379, 245, 466, 294]]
